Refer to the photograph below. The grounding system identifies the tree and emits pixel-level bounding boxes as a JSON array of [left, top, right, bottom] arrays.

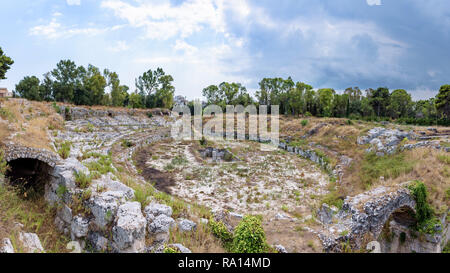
[[129, 92, 144, 108], [387, 89, 413, 118], [317, 88, 335, 117], [15, 76, 41, 101], [202, 82, 252, 109], [51, 60, 81, 102], [135, 68, 174, 108], [436, 85, 450, 119], [105, 69, 128, 107], [0, 47, 14, 80], [368, 87, 390, 116]]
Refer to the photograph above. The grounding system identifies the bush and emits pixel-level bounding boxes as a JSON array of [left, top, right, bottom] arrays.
[[208, 218, 233, 243], [0, 149, 9, 175], [408, 181, 442, 234], [57, 141, 71, 159], [232, 215, 268, 253], [301, 119, 308, 127], [74, 170, 92, 189], [121, 139, 134, 148]]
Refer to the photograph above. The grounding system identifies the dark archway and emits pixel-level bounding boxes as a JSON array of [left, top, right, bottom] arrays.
[[5, 158, 53, 198]]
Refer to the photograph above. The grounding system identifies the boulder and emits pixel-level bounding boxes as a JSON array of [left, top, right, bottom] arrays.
[[147, 214, 176, 243], [89, 191, 124, 229], [71, 215, 90, 240], [0, 238, 14, 253], [19, 232, 44, 253], [177, 218, 197, 233], [112, 202, 147, 253], [167, 244, 192, 253], [144, 203, 173, 218], [317, 204, 337, 225], [87, 232, 109, 252], [274, 244, 288, 253]]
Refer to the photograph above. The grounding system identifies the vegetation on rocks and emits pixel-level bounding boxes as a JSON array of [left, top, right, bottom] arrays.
[[408, 181, 442, 235]]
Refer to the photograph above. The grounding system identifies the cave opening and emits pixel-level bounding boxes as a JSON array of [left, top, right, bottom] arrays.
[[5, 158, 53, 199]]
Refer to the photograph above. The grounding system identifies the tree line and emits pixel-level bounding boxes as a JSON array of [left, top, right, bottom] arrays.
[[200, 77, 450, 126], [14, 59, 175, 109], [1, 46, 448, 126]]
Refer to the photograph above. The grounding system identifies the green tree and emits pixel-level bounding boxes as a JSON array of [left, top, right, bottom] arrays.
[[135, 68, 174, 108], [129, 92, 144, 108], [317, 88, 335, 117], [368, 87, 390, 116], [51, 60, 81, 103], [105, 69, 128, 107], [0, 47, 14, 80], [387, 89, 413, 118], [15, 76, 41, 101], [436, 85, 450, 119]]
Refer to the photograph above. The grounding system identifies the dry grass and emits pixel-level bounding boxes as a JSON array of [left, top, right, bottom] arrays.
[[0, 183, 70, 253], [0, 99, 63, 151]]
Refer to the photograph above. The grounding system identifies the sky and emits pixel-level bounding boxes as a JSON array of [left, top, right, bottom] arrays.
[[0, 0, 449, 100]]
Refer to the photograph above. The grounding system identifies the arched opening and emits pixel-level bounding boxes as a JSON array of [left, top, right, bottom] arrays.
[[5, 158, 53, 199], [378, 206, 417, 253]]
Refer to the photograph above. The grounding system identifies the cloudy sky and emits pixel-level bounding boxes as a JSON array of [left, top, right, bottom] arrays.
[[0, 0, 449, 100]]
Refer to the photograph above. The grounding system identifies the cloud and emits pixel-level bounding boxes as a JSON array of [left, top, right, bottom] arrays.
[[107, 40, 130, 52], [29, 18, 121, 39], [366, 0, 382, 6], [101, 0, 227, 40], [66, 0, 81, 6]]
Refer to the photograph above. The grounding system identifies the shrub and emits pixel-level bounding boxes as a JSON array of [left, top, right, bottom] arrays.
[[121, 139, 134, 148], [58, 141, 71, 159], [301, 119, 308, 127], [146, 112, 153, 118], [232, 215, 268, 253], [208, 218, 233, 242], [73, 170, 92, 189], [408, 181, 442, 234]]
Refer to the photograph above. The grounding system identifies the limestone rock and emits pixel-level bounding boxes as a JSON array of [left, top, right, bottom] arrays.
[[274, 244, 288, 253], [19, 232, 44, 253], [177, 218, 197, 233], [0, 238, 14, 253], [167, 244, 192, 253], [71, 215, 90, 240], [144, 203, 173, 218], [89, 191, 124, 229], [112, 202, 147, 253]]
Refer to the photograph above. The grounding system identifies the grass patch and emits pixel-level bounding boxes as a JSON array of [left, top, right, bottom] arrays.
[[57, 141, 71, 159], [360, 152, 415, 188], [73, 170, 92, 189]]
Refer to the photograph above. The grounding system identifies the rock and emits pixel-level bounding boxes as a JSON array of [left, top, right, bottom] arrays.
[[177, 218, 197, 233], [147, 214, 175, 236], [274, 244, 288, 253], [275, 213, 290, 220], [229, 212, 244, 219], [87, 232, 109, 252], [57, 204, 73, 224], [19, 232, 44, 253], [112, 202, 147, 253], [317, 204, 336, 225], [92, 179, 134, 200], [200, 218, 209, 225], [89, 191, 123, 229], [144, 203, 173, 218], [66, 241, 82, 253], [71, 215, 89, 240], [0, 238, 14, 253], [366, 241, 381, 253], [167, 244, 192, 253]]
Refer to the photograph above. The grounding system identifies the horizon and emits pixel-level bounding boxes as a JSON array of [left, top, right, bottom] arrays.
[[1, 0, 450, 101]]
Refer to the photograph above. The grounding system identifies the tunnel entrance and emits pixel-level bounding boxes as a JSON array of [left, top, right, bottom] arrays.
[[5, 158, 53, 199], [378, 206, 417, 253]]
